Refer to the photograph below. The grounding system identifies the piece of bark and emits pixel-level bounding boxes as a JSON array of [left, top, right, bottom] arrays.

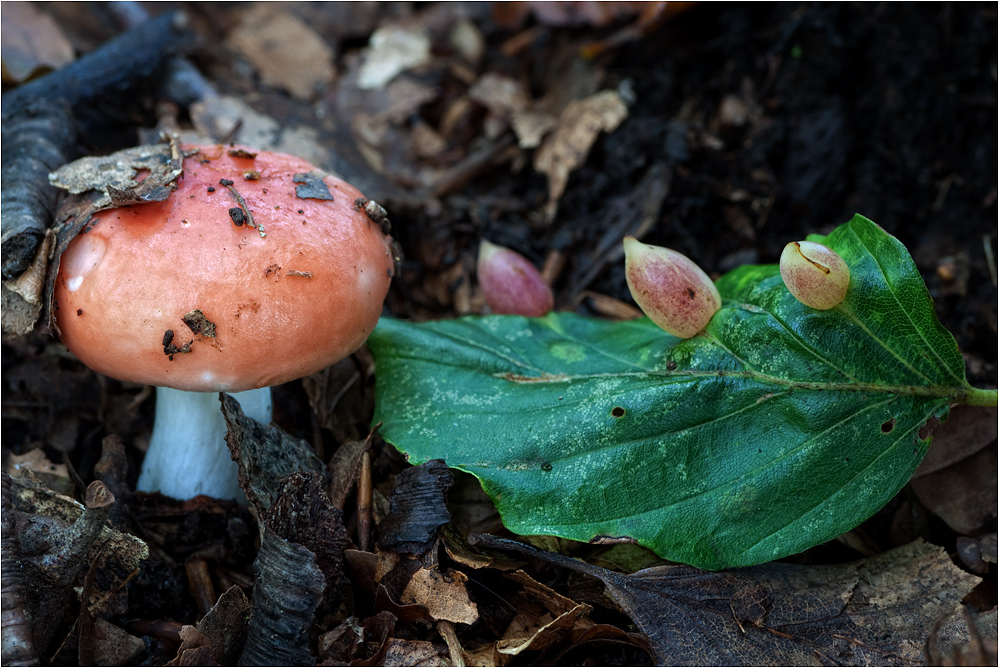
[[377, 460, 453, 556]]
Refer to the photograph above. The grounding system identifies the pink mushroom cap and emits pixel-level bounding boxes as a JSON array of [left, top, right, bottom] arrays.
[[55, 144, 395, 392]]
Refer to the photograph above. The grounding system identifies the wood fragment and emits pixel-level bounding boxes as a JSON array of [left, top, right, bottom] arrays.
[[357, 451, 372, 552]]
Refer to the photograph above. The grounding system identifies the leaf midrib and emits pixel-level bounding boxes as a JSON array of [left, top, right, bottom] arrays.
[[492, 367, 969, 400]]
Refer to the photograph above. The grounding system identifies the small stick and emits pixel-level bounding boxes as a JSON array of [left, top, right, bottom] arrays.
[[357, 451, 373, 551], [185, 558, 217, 619], [437, 620, 466, 667]]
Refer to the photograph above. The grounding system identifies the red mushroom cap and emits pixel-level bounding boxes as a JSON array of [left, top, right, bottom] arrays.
[[54, 144, 395, 392]]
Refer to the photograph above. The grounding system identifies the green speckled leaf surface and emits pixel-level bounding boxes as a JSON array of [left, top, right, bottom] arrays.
[[370, 215, 973, 569]]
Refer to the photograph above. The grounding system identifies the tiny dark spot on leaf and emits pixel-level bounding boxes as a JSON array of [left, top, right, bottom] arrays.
[[881, 418, 896, 434], [611, 406, 626, 418], [541, 462, 552, 472], [666, 360, 677, 370]]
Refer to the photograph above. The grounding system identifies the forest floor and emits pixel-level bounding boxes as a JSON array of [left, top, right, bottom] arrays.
[[2, 2, 996, 666]]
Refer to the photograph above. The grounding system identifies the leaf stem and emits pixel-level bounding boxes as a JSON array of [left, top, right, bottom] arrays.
[[961, 387, 998, 407]]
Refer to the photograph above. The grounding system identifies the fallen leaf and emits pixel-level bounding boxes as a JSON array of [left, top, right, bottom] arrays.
[[381, 637, 442, 666], [910, 445, 997, 534], [910, 405, 998, 533], [196, 585, 251, 666], [78, 614, 146, 667], [358, 23, 431, 90], [401, 567, 479, 625], [913, 405, 997, 476], [165, 625, 218, 667], [496, 571, 592, 656], [534, 90, 628, 216], [0, 1, 75, 84], [4, 446, 69, 481], [228, 4, 335, 101], [473, 535, 982, 666], [468, 72, 531, 120], [604, 540, 982, 666]]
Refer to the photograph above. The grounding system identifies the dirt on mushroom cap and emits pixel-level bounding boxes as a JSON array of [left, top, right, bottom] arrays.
[[54, 145, 395, 392]]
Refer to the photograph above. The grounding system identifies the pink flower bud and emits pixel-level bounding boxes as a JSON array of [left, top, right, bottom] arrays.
[[623, 236, 721, 338], [779, 241, 850, 310], [477, 240, 554, 316]]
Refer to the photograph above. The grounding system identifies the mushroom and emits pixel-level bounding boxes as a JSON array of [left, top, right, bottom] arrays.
[[54, 144, 395, 500]]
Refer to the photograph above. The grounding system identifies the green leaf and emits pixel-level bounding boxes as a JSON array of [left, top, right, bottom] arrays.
[[369, 215, 977, 570]]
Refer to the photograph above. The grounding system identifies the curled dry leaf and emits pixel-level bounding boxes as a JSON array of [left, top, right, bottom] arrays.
[[497, 570, 592, 656], [358, 23, 431, 90], [534, 90, 628, 216]]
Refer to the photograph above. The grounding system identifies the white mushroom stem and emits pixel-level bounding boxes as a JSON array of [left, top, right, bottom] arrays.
[[136, 387, 272, 501]]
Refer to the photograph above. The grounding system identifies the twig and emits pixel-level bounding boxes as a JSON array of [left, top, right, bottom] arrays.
[[357, 451, 373, 552]]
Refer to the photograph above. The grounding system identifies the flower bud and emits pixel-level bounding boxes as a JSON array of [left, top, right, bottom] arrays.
[[623, 236, 721, 338], [779, 241, 850, 310], [477, 240, 554, 316]]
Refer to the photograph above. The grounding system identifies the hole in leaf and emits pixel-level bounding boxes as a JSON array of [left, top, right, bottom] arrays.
[[611, 406, 626, 418], [918, 416, 940, 441], [881, 418, 896, 434]]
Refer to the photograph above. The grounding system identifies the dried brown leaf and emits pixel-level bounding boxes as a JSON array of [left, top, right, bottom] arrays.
[[468, 73, 530, 119], [534, 90, 628, 214], [0, 1, 75, 84], [196, 585, 251, 666], [381, 637, 443, 666], [496, 570, 592, 656], [228, 5, 335, 101], [401, 567, 479, 625], [358, 23, 431, 90], [606, 540, 981, 666], [910, 406, 997, 533]]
